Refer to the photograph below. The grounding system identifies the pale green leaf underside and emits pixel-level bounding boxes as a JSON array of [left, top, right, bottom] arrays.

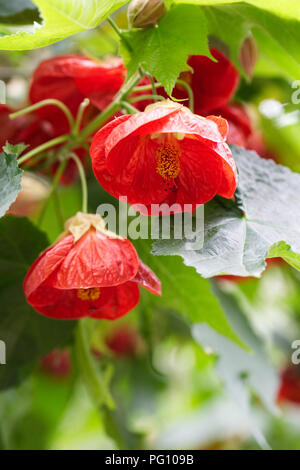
[[0, 150, 22, 218], [0, 0, 127, 50], [153, 146, 300, 278]]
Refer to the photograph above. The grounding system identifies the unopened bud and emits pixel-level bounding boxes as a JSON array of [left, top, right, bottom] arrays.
[[240, 36, 258, 78], [128, 0, 166, 29], [7, 172, 50, 217]]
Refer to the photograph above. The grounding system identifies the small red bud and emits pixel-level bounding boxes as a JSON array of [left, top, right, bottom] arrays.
[[128, 0, 167, 29]]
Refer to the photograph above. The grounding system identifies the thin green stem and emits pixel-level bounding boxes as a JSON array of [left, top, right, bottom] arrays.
[[129, 94, 165, 103], [175, 79, 194, 112], [10, 99, 75, 131], [121, 101, 139, 114], [78, 100, 120, 141], [133, 82, 162, 93], [69, 152, 88, 213], [37, 159, 67, 227], [107, 16, 132, 51], [74, 98, 90, 135], [78, 72, 142, 140], [147, 72, 157, 98], [22, 152, 48, 169], [18, 135, 69, 165], [75, 319, 114, 409]]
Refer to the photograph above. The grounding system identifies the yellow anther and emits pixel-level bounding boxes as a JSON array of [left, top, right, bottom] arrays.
[[77, 287, 100, 301]]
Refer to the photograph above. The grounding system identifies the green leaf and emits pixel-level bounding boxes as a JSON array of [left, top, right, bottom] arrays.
[[134, 239, 244, 347], [0, 148, 22, 218], [174, 1, 300, 78], [0, 0, 128, 50], [121, 4, 211, 95], [205, 3, 300, 78], [193, 283, 278, 449], [0, 217, 75, 390], [153, 146, 300, 278], [174, 1, 300, 20], [2, 142, 28, 157]]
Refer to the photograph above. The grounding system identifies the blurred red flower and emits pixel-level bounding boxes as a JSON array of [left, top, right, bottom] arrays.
[[40, 349, 71, 379], [171, 49, 239, 115], [29, 55, 126, 134], [106, 326, 143, 357], [0, 104, 54, 150], [0, 104, 86, 186], [24, 213, 161, 320], [91, 100, 237, 214], [277, 366, 300, 405]]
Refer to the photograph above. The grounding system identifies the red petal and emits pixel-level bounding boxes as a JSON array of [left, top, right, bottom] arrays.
[[30, 55, 125, 134], [213, 142, 238, 198], [23, 234, 74, 300], [206, 115, 229, 140], [89, 282, 140, 320], [49, 229, 139, 289], [132, 260, 161, 296], [176, 137, 223, 205], [26, 282, 140, 320], [183, 50, 239, 114]]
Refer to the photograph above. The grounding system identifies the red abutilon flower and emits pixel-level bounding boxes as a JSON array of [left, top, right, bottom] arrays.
[[29, 55, 126, 134], [24, 212, 161, 320], [168, 49, 239, 115], [40, 349, 71, 379], [90, 100, 238, 214]]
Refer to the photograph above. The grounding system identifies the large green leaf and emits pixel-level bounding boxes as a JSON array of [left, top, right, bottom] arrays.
[[121, 3, 211, 95], [153, 146, 300, 278], [0, 148, 22, 219], [134, 239, 244, 347], [0, 217, 75, 390], [174, 1, 300, 78], [0, 0, 128, 50], [193, 283, 278, 449], [174, 0, 300, 20]]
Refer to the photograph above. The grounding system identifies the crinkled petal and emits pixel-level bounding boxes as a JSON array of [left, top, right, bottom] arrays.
[[26, 282, 140, 320], [49, 229, 139, 289], [132, 260, 161, 295]]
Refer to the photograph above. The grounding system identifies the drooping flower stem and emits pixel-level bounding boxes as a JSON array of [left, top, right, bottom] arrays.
[[75, 318, 115, 409], [175, 79, 194, 112], [132, 82, 162, 92], [10, 99, 75, 131], [37, 158, 67, 226], [129, 94, 165, 103], [18, 135, 69, 165], [69, 152, 88, 213], [73, 98, 90, 135], [121, 101, 139, 114], [78, 71, 142, 140]]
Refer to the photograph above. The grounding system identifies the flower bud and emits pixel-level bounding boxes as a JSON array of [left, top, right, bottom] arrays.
[[128, 0, 166, 29], [7, 172, 50, 217], [239, 36, 258, 78]]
